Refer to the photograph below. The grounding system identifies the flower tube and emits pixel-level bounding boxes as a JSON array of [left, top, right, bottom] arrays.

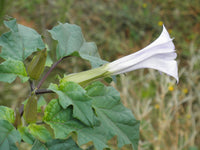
[[61, 25, 178, 86]]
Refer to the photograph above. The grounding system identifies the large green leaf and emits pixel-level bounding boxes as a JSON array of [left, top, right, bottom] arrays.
[[0, 106, 15, 123], [48, 82, 96, 126], [0, 58, 28, 83], [47, 82, 140, 150], [0, 120, 21, 150], [28, 124, 52, 142], [37, 96, 47, 112], [46, 138, 82, 150], [77, 125, 109, 150], [78, 82, 140, 150], [43, 99, 80, 139], [18, 126, 35, 145], [48, 22, 106, 68], [31, 138, 82, 150], [31, 140, 47, 150], [0, 19, 45, 61]]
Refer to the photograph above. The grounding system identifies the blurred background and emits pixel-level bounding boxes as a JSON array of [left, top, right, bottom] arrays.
[[0, 0, 199, 150]]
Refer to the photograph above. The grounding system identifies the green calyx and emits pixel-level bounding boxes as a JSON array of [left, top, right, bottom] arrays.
[[23, 94, 38, 124], [27, 49, 47, 80], [60, 64, 111, 86]]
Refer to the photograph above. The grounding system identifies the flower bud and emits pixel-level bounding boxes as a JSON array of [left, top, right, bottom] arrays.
[[27, 49, 47, 80], [24, 94, 37, 123]]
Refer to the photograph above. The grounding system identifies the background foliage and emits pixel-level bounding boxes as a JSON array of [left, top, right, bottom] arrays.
[[0, 0, 199, 149]]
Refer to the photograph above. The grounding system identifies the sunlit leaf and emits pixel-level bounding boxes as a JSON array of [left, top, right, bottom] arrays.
[[28, 124, 52, 142], [37, 96, 46, 112], [0, 58, 28, 83], [43, 99, 79, 139], [18, 126, 35, 145], [48, 82, 96, 126], [0, 106, 15, 123]]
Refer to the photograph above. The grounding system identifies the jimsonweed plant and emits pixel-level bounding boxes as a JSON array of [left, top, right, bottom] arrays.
[[0, 18, 178, 150]]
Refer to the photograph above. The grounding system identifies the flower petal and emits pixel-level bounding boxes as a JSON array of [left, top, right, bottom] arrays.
[[108, 25, 175, 73], [107, 25, 178, 82], [112, 52, 178, 83]]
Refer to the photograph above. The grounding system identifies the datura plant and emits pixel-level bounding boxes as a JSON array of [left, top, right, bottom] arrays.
[[0, 18, 178, 150]]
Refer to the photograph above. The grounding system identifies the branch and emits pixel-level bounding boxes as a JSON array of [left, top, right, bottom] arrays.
[[35, 89, 55, 95], [29, 79, 35, 92], [20, 56, 69, 117], [37, 56, 70, 89]]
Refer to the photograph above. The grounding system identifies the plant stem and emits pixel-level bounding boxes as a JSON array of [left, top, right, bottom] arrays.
[[19, 89, 54, 117], [29, 79, 35, 92], [35, 89, 55, 95], [20, 56, 69, 117], [37, 56, 69, 89], [19, 104, 24, 117]]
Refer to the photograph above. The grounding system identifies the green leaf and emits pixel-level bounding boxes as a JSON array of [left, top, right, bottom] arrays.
[[37, 96, 46, 112], [18, 126, 35, 145], [79, 42, 107, 68], [46, 138, 82, 150], [0, 120, 21, 150], [44, 44, 53, 67], [0, 58, 28, 83], [28, 124, 52, 142], [0, 106, 15, 123], [77, 126, 109, 150], [31, 138, 82, 150], [77, 82, 140, 150], [31, 140, 47, 150], [0, 18, 45, 61], [48, 22, 106, 68], [45, 82, 139, 150], [43, 99, 78, 139], [48, 82, 96, 126]]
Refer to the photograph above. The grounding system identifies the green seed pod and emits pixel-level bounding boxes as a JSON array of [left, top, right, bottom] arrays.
[[24, 94, 37, 123], [27, 49, 47, 80], [14, 108, 22, 128]]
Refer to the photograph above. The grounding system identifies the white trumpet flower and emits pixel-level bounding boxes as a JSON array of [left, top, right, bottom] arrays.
[[61, 25, 178, 86]]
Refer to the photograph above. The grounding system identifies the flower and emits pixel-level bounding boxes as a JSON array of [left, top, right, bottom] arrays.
[[182, 88, 188, 94], [61, 25, 178, 86], [168, 85, 174, 91], [142, 3, 147, 8], [158, 21, 163, 26], [154, 104, 160, 109]]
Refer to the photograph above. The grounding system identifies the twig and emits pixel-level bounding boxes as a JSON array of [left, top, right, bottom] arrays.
[[19, 89, 54, 117], [36, 121, 45, 125], [37, 56, 69, 89], [20, 56, 69, 117], [35, 89, 55, 95], [19, 104, 24, 117], [29, 79, 35, 92]]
